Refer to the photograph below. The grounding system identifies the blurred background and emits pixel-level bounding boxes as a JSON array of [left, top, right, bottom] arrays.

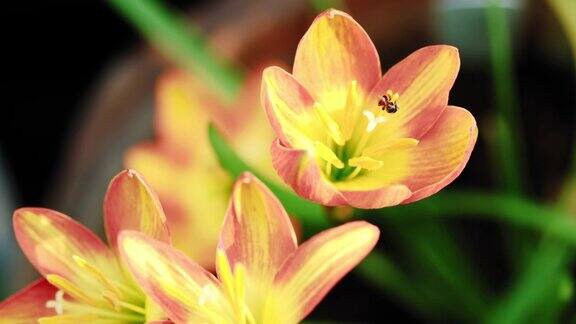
[[1, 0, 575, 322]]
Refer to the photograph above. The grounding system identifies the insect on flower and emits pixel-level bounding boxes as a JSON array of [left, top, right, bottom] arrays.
[[378, 90, 400, 113]]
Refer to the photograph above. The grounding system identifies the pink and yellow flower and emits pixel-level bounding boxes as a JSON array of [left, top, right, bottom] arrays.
[[0, 170, 169, 323], [126, 70, 277, 267], [119, 172, 379, 323], [261, 9, 478, 208]]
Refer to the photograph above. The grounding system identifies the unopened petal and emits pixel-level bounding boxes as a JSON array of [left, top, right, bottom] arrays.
[[104, 169, 170, 251], [275, 221, 379, 321]]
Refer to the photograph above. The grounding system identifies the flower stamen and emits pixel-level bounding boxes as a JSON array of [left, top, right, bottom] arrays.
[[314, 141, 345, 169], [343, 80, 360, 140], [73, 255, 124, 299], [348, 156, 384, 171], [46, 274, 100, 307], [314, 102, 345, 146]]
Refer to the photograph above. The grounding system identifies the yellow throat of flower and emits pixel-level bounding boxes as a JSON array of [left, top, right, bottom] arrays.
[[312, 81, 419, 182]]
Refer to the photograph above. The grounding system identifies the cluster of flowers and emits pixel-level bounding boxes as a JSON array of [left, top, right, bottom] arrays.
[[0, 9, 476, 323]]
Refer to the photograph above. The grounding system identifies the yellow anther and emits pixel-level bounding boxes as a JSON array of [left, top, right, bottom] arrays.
[[362, 138, 419, 157], [102, 290, 121, 312], [348, 156, 384, 171], [314, 102, 345, 146], [46, 274, 100, 307], [314, 141, 345, 169], [73, 255, 124, 299]]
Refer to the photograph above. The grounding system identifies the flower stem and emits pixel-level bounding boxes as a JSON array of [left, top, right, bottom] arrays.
[[485, 0, 524, 195]]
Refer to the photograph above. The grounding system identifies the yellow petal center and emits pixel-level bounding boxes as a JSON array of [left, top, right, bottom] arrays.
[[310, 84, 417, 182]]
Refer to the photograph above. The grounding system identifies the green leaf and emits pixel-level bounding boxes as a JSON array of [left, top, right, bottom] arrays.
[[208, 125, 329, 235]]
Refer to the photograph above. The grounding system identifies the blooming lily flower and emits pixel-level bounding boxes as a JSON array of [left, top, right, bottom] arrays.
[[261, 9, 478, 208], [126, 70, 277, 267], [119, 173, 379, 323], [0, 170, 170, 323]]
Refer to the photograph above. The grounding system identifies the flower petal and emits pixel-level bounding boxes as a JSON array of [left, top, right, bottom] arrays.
[[119, 231, 231, 323], [339, 184, 413, 209], [13, 208, 121, 282], [104, 170, 170, 248], [125, 139, 230, 268], [155, 70, 218, 160], [271, 139, 347, 206], [274, 221, 379, 321], [402, 106, 478, 203], [219, 173, 297, 288], [293, 9, 380, 106], [368, 45, 460, 140], [0, 279, 58, 322], [261, 66, 323, 149], [104, 169, 170, 251]]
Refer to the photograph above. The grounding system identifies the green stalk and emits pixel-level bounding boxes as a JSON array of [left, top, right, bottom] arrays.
[[486, 1, 576, 321], [485, 0, 524, 194], [108, 0, 243, 102], [485, 0, 534, 281]]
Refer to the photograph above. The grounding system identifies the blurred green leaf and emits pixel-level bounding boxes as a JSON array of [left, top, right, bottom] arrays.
[[355, 251, 440, 317], [108, 0, 243, 102], [487, 241, 569, 324], [389, 220, 488, 318], [310, 0, 346, 12], [485, 0, 524, 194], [485, 0, 533, 277], [363, 190, 576, 246], [208, 125, 329, 235]]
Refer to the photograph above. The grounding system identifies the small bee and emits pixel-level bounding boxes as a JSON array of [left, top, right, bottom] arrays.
[[378, 90, 400, 113]]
